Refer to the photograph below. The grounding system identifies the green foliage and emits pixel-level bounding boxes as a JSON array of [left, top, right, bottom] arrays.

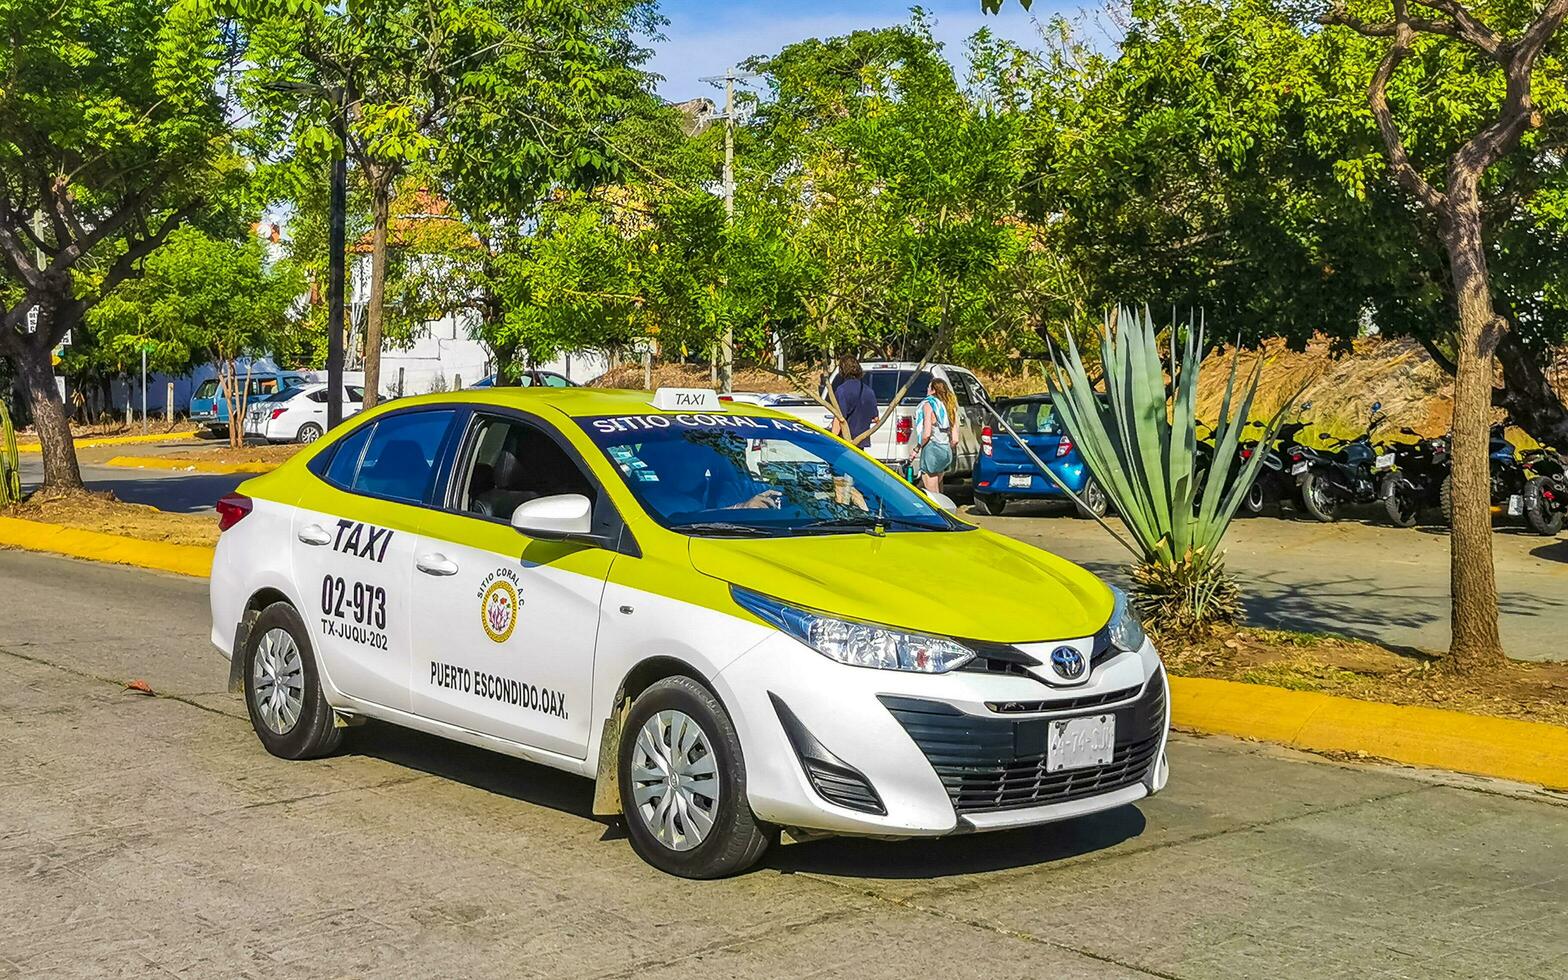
[[1047, 307, 1295, 630], [0, 396, 19, 506]]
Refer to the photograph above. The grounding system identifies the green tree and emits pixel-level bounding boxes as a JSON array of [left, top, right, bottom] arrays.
[[241, 0, 658, 405], [90, 228, 302, 447], [0, 0, 239, 491]]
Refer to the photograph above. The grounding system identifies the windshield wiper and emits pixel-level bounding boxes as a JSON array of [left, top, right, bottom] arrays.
[[794, 514, 943, 534], [668, 521, 776, 537]]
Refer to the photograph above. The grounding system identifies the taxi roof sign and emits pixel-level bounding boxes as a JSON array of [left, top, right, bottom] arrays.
[[652, 387, 721, 411]]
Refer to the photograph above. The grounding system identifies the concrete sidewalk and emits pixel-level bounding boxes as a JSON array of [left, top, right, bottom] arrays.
[[2, 549, 1565, 978]]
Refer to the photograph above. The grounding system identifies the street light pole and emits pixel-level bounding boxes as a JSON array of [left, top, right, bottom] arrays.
[[325, 88, 347, 430]]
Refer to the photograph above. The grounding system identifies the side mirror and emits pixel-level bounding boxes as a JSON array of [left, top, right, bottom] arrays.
[[511, 493, 594, 540], [928, 491, 958, 513]]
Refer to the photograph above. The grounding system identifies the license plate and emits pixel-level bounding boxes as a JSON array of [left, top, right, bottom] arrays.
[[1374, 453, 1395, 471], [1047, 714, 1116, 773], [1291, 461, 1309, 476], [1507, 494, 1524, 516], [1008, 474, 1032, 488]]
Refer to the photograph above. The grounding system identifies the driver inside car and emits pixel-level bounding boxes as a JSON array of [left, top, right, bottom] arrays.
[[634, 437, 782, 516]]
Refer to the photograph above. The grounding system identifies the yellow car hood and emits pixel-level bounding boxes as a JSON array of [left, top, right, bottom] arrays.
[[689, 528, 1113, 642]]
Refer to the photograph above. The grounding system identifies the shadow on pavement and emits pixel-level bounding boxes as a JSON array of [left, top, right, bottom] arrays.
[[342, 721, 597, 820], [766, 803, 1146, 879], [1532, 539, 1568, 564]]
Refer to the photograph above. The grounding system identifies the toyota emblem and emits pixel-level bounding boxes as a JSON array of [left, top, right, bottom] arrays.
[[1050, 645, 1087, 681]]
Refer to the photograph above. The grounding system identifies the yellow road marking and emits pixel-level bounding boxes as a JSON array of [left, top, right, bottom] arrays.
[[0, 516, 212, 578], [1170, 675, 1568, 791], [104, 455, 279, 475], [16, 430, 198, 453]]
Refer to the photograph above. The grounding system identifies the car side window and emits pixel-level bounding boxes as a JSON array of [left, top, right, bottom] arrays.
[[949, 373, 974, 407], [455, 415, 597, 521], [349, 410, 458, 504], [324, 425, 373, 487], [307, 390, 328, 404], [346, 386, 365, 403], [542, 373, 570, 388]]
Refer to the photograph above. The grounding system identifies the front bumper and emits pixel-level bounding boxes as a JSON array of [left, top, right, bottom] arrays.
[[715, 631, 1168, 837]]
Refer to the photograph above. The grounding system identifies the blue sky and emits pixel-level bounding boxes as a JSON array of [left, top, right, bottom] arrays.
[[646, 0, 1072, 100]]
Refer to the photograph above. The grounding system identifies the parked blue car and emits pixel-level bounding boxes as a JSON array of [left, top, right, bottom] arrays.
[[189, 372, 309, 433], [972, 395, 1110, 517]]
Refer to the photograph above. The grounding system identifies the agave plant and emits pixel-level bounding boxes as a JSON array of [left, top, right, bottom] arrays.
[[1046, 307, 1297, 635], [0, 397, 19, 506]]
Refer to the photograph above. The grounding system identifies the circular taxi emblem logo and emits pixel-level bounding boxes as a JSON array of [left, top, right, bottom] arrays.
[[481, 579, 518, 644]]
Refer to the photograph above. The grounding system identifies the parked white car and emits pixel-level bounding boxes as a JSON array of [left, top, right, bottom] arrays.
[[766, 363, 994, 478], [244, 382, 365, 444]]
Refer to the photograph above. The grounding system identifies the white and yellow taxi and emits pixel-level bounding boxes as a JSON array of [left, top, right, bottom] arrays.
[[211, 387, 1168, 877]]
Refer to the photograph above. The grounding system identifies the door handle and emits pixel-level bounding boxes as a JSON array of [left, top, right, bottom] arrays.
[[416, 554, 459, 576], [298, 524, 332, 546]]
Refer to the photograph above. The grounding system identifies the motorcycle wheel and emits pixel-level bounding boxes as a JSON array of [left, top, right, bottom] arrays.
[[1380, 473, 1419, 528], [1439, 475, 1453, 526], [1299, 471, 1338, 523], [1524, 478, 1565, 536], [1241, 479, 1266, 515]]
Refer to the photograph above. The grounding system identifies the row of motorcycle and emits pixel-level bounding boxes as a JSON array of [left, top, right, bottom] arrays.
[[1196, 403, 1568, 536]]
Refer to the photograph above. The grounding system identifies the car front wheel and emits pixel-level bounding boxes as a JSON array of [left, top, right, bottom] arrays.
[[617, 676, 770, 878]]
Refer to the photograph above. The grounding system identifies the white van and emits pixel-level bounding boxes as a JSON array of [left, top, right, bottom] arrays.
[[769, 363, 993, 478]]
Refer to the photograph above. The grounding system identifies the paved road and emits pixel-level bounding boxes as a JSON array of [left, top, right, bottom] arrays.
[[2, 549, 1565, 978], [969, 501, 1568, 662], [18, 446, 247, 513]]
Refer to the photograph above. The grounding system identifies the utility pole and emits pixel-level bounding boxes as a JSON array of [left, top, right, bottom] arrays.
[[720, 69, 735, 395], [699, 67, 757, 395], [325, 87, 348, 430]]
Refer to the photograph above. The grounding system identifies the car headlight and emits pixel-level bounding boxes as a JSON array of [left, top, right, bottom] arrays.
[[732, 586, 975, 673], [1107, 585, 1146, 653]]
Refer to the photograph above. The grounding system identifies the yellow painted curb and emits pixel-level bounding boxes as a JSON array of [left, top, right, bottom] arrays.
[[1170, 675, 1568, 791], [16, 430, 198, 453], [0, 516, 213, 578], [105, 454, 279, 475]]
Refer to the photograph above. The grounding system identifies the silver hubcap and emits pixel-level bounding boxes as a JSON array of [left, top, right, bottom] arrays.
[[630, 710, 719, 852], [252, 628, 305, 735], [300, 427, 320, 443]]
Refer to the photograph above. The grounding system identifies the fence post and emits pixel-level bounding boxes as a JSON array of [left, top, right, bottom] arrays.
[[167, 383, 175, 424]]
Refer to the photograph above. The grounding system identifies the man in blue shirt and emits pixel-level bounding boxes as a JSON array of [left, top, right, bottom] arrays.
[[830, 356, 879, 449]]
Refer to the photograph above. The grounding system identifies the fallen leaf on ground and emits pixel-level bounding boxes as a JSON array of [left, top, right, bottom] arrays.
[[124, 679, 155, 696]]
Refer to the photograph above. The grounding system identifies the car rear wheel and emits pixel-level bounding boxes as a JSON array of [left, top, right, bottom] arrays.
[[1074, 477, 1110, 519], [972, 493, 1006, 516], [243, 602, 342, 760], [296, 422, 323, 444], [618, 676, 770, 879]]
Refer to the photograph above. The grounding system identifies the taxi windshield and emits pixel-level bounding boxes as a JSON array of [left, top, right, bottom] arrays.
[[579, 413, 964, 536]]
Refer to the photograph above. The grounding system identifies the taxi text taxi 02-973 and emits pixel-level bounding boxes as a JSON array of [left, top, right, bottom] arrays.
[[211, 386, 1168, 878]]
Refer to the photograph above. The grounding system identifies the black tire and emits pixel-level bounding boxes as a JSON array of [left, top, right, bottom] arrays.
[[1381, 473, 1419, 528], [1242, 479, 1266, 516], [1299, 471, 1338, 523], [972, 493, 1006, 516], [242, 602, 342, 760], [618, 676, 770, 879], [1074, 477, 1110, 519], [1439, 474, 1454, 526], [296, 422, 324, 444], [1524, 478, 1565, 536]]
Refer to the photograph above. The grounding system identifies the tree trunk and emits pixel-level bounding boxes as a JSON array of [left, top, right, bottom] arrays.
[[362, 173, 390, 409], [1442, 193, 1506, 670], [14, 335, 82, 492], [1494, 327, 1568, 448]]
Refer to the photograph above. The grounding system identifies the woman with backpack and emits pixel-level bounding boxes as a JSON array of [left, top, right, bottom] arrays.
[[911, 378, 959, 495]]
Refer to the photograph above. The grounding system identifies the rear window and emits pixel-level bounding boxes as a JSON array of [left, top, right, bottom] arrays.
[[1000, 400, 1059, 435], [194, 380, 219, 399], [865, 370, 930, 406]]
